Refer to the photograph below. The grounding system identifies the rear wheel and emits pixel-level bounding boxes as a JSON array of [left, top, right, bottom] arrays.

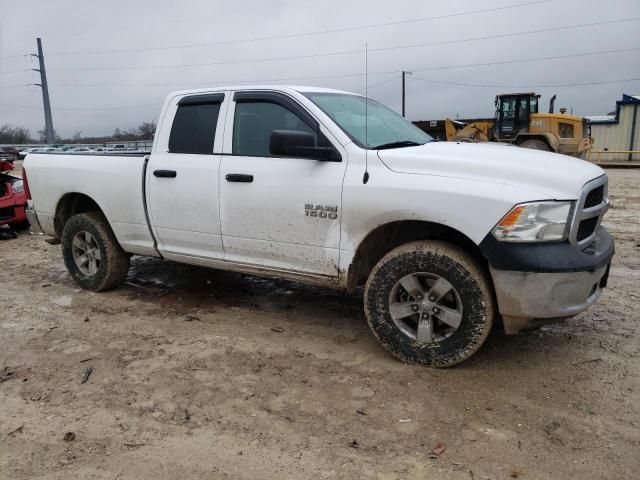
[[61, 212, 130, 291], [519, 139, 550, 151], [364, 241, 495, 367]]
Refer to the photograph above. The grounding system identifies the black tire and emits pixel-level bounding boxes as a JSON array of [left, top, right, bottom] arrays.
[[519, 139, 550, 151], [364, 241, 495, 368], [61, 212, 130, 291], [11, 219, 30, 231]]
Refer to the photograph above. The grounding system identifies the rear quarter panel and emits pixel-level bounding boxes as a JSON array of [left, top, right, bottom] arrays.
[[24, 153, 156, 255]]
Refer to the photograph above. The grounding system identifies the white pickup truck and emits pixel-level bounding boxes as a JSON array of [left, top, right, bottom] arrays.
[[23, 85, 614, 367]]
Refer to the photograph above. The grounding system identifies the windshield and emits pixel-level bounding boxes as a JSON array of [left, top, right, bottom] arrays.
[[304, 92, 432, 149]]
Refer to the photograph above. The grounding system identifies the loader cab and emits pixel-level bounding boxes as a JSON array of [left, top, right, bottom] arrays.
[[494, 93, 539, 140]]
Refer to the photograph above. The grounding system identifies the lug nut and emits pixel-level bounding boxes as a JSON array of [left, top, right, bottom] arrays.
[[432, 306, 440, 314], [429, 295, 436, 301], [412, 304, 419, 312], [416, 294, 423, 300]]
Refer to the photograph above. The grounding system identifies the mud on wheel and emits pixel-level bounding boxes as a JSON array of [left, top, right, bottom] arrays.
[[364, 240, 495, 367], [61, 211, 130, 291]]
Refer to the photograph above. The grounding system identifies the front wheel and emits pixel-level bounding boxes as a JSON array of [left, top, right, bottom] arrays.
[[61, 212, 130, 291], [364, 241, 495, 367]]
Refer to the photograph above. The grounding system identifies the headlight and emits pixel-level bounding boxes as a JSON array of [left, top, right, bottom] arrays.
[[12, 180, 24, 193], [492, 201, 573, 242]]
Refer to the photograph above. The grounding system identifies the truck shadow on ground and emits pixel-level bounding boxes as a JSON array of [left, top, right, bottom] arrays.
[[113, 255, 578, 371]]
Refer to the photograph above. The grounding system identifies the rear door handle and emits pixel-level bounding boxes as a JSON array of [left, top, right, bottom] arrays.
[[153, 169, 177, 178], [225, 173, 253, 183]]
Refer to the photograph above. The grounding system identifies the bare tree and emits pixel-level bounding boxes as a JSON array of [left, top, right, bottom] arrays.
[[137, 121, 156, 139], [30, 120, 157, 145], [38, 127, 61, 144], [0, 125, 34, 144]]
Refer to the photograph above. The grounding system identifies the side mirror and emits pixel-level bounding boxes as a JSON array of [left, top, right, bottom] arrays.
[[269, 130, 341, 162]]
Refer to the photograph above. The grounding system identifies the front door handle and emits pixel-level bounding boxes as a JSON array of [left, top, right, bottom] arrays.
[[225, 173, 253, 183], [154, 169, 177, 178]]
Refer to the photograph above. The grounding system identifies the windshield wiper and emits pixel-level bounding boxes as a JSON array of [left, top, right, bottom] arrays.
[[372, 140, 423, 150]]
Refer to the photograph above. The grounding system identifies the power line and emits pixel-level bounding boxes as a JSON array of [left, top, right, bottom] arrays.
[[0, 54, 29, 60], [0, 103, 41, 109], [3, 74, 636, 113], [2, 46, 636, 99], [49, 49, 363, 72], [45, 70, 401, 88], [0, 69, 31, 76], [45, 0, 553, 56], [355, 75, 403, 93], [370, 17, 640, 54], [411, 47, 640, 73], [30, 46, 636, 89], [47, 17, 640, 73], [58, 103, 163, 111], [0, 102, 162, 111], [409, 75, 640, 88]]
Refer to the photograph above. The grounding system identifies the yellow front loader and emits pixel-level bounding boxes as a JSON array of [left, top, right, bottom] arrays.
[[445, 93, 592, 157]]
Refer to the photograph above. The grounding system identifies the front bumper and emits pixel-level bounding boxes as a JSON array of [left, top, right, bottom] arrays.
[[490, 264, 609, 333], [480, 227, 614, 334]]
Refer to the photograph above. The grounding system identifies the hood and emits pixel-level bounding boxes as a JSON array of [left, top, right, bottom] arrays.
[[376, 141, 604, 199]]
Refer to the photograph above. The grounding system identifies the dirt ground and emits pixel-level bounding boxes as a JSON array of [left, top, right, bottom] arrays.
[[1, 166, 639, 480]]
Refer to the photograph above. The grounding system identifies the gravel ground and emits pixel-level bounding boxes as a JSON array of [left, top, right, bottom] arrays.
[[0, 167, 638, 480]]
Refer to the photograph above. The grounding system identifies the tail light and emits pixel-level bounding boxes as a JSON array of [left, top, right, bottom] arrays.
[[22, 168, 32, 200]]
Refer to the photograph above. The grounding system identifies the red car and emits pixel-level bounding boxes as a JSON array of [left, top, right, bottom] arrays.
[[0, 160, 29, 231]]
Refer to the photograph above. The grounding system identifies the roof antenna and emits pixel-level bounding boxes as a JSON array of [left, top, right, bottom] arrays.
[[363, 43, 370, 185]]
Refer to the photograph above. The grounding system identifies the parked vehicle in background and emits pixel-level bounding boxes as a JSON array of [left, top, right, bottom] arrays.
[[62, 147, 95, 153], [107, 144, 127, 152], [0, 159, 29, 230], [0, 146, 19, 161], [444, 92, 592, 157], [30, 147, 59, 153], [24, 85, 614, 367], [18, 147, 38, 160]]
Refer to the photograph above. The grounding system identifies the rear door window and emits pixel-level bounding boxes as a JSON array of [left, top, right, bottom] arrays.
[[169, 102, 221, 154]]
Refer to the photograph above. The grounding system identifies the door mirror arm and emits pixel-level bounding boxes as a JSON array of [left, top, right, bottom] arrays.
[[269, 130, 341, 162], [286, 146, 341, 162]]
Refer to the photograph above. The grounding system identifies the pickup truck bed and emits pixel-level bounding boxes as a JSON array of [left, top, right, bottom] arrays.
[[25, 152, 157, 257]]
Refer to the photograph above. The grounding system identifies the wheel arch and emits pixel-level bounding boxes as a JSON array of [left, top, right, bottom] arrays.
[[54, 192, 107, 239], [346, 220, 489, 291]]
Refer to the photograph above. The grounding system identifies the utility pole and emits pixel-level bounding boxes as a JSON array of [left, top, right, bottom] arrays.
[[402, 71, 411, 118], [31, 38, 55, 144]]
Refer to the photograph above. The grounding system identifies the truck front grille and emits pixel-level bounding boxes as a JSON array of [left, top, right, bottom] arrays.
[[576, 217, 599, 242], [584, 185, 604, 208], [569, 175, 608, 247]]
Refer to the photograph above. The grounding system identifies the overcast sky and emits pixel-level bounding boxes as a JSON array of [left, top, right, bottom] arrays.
[[1, 0, 639, 138]]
